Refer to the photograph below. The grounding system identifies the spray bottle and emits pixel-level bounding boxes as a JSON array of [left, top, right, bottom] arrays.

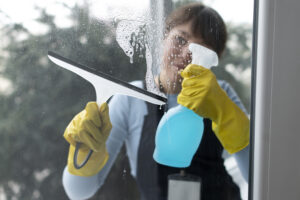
[[153, 43, 219, 168]]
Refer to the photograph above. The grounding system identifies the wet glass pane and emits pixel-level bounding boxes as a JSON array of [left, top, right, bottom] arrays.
[[0, 0, 253, 199]]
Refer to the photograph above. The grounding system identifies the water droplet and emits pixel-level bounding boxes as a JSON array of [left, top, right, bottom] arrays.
[[122, 168, 127, 179]]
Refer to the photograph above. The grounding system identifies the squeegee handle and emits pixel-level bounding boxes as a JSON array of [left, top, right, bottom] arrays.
[[73, 142, 93, 169]]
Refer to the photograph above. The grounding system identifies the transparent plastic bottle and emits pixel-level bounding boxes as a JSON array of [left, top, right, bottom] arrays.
[[153, 43, 219, 167]]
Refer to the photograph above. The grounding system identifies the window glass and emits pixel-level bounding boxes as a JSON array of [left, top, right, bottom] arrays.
[[0, 0, 253, 199]]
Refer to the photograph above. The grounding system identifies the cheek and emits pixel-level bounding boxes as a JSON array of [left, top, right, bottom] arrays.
[[162, 63, 182, 84], [162, 45, 181, 77]]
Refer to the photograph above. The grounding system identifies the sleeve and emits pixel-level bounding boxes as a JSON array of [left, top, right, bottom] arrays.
[[62, 94, 130, 199], [219, 81, 250, 182]]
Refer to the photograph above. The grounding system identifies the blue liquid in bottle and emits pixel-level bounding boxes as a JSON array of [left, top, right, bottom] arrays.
[[153, 105, 204, 167]]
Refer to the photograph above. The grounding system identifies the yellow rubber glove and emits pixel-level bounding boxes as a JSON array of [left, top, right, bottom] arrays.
[[63, 102, 112, 176], [178, 64, 249, 154]]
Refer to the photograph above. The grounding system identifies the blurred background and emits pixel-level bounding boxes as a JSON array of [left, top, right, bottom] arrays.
[[0, 0, 253, 199]]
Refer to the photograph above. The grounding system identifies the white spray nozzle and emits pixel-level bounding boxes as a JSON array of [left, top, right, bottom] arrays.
[[188, 43, 219, 69]]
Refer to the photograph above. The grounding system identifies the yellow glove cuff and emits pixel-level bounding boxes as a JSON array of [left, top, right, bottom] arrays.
[[212, 93, 250, 154], [212, 115, 249, 154]]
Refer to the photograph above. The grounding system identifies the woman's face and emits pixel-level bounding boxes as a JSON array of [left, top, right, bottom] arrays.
[[159, 20, 208, 94]]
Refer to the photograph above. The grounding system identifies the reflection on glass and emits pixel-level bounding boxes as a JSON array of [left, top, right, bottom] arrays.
[[0, 0, 252, 199]]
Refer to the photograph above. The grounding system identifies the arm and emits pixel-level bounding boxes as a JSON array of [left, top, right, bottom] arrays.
[[178, 65, 250, 180], [220, 81, 249, 182], [62, 94, 130, 199], [233, 145, 249, 182], [178, 65, 250, 154]]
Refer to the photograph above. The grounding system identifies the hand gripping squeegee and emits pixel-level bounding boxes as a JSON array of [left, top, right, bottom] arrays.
[[48, 51, 167, 169]]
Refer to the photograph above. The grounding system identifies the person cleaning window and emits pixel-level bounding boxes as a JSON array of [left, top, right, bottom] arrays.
[[62, 3, 250, 200]]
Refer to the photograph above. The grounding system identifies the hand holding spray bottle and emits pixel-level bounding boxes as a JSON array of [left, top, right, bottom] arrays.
[[153, 43, 219, 168]]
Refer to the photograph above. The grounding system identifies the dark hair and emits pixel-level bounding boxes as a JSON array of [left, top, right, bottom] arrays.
[[165, 3, 227, 57]]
